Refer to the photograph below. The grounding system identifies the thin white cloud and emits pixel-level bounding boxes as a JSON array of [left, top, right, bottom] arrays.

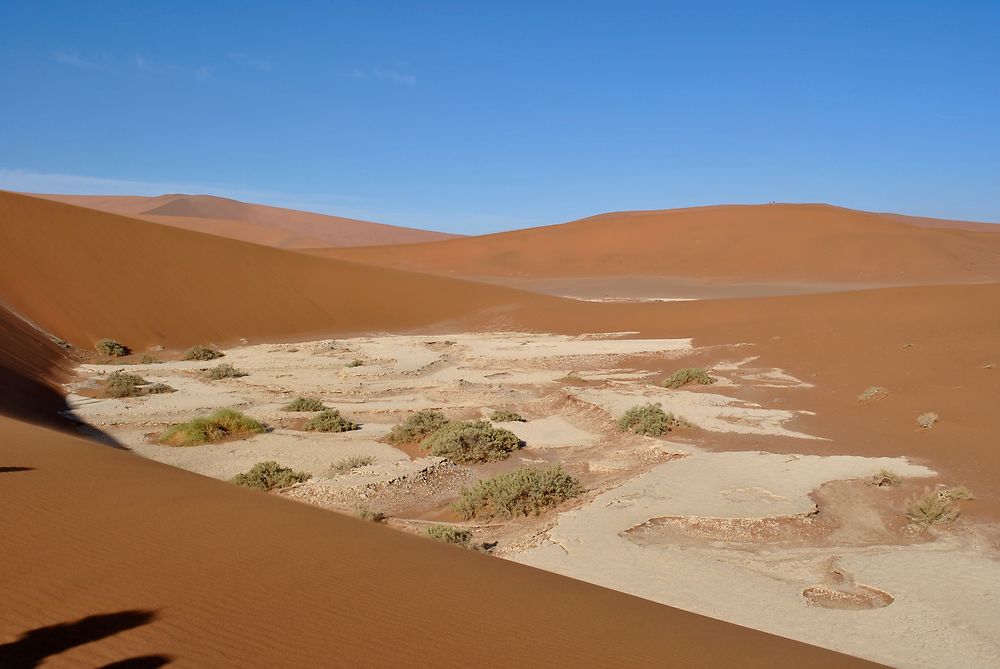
[[373, 67, 416, 87], [51, 49, 107, 70], [345, 66, 417, 88], [227, 52, 274, 72]]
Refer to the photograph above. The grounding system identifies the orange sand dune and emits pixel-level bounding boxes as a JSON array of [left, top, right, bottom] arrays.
[[316, 203, 1000, 285], [32, 192, 461, 248], [0, 191, 555, 349], [0, 414, 873, 668]]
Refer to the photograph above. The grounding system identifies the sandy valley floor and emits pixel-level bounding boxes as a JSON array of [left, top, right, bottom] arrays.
[[66, 332, 1000, 669]]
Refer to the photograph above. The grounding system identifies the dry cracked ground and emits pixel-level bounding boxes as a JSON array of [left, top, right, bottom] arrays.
[[67, 332, 1000, 669]]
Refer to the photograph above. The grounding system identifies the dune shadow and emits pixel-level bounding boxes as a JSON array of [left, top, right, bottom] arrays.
[[0, 609, 167, 668], [99, 655, 172, 668], [0, 466, 34, 473]]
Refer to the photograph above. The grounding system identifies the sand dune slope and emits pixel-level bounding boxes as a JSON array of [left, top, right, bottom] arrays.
[[31, 192, 461, 248], [317, 204, 1000, 284], [0, 305, 70, 425], [0, 416, 874, 668], [0, 191, 553, 349]]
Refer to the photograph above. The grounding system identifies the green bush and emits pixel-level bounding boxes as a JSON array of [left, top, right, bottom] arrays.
[[490, 409, 525, 422], [158, 409, 266, 447], [103, 370, 148, 398], [356, 505, 387, 523], [145, 382, 176, 394], [331, 455, 376, 475], [231, 461, 310, 490], [386, 409, 449, 445], [618, 403, 688, 436], [664, 367, 715, 389], [347, 358, 364, 368], [867, 468, 901, 487], [96, 338, 129, 357], [184, 345, 224, 361], [456, 466, 584, 520], [204, 363, 248, 380], [426, 524, 473, 547], [906, 489, 958, 526], [422, 420, 521, 463], [284, 397, 326, 412], [304, 409, 359, 433]]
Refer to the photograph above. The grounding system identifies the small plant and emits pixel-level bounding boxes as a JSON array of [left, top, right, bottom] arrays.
[[204, 363, 248, 380], [664, 367, 715, 389], [906, 488, 959, 526], [184, 345, 224, 361], [356, 505, 387, 523], [940, 486, 974, 501], [346, 358, 364, 368], [103, 370, 148, 398], [284, 397, 326, 412], [858, 386, 888, 401], [867, 468, 901, 487], [422, 420, 521, 463], [231, 461, 310, 490], [455, 466, 584, 520], [618, 403, 687, 436], [96, 338, 129, 357], [490, 409, 526, 422], [145, 382, 176, 394], [157, 409, 266, 447], [304, 409, 359, 433], [426, 524, 473, 547], [331, 455, 376, 475], [139, 354, 163, 364], [917, 412, 939, 429], [386, 409, 449, 445]]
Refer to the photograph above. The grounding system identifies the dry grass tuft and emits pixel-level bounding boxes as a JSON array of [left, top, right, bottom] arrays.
[[490, 409, 526, 422], [204, 363, 248, 380], [906, 488, 959, 526], [96, 338, 129, 357], [231, 461, 310, 490], [157, 409, 265, 447], [283, 397, 326, 412], [917, 412, 939, 429], [867, 468, 901, 487], [331, 455, 376, 475], [940, 486, 974, 501], [184, 345, 224, 361], [858, 386, 888, 401]]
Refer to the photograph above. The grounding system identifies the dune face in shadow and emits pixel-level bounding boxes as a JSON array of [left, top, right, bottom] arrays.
[[0, 610, 163, 668]]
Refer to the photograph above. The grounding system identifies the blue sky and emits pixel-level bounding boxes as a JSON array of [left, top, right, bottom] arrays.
[[1, 1, 997, 232]]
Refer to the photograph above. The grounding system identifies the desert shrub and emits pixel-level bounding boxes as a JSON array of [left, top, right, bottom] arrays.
[[386, 409, 449, 445], [158, 409, 265, 447], [347, 358, 364, 368], [304, 409, 359, 433], [331, 455, 376, 475], [356, 505, 387, 523], [140, 354, 163, 364], [284, 397, 326, 412], [917, 412, 939, 429], [184, 345, 224, 361], [426, 524, 473, 547], [664, 367, 715, 389], [422, 420, 521, 463], [867, 468, 901, 487], [103, 371, 148, 398], [204, 363, 248, 380], [906, 489, 958, 526], [231, 460, 310, 490], [858, 386, 888, 401], [456, 466, 584, 520], [96, 338, 129, 357], [940, 486, 974, 501], [490, 409, 525, 422], [145, 382, 176, 394], [618, 403, 688, 436]]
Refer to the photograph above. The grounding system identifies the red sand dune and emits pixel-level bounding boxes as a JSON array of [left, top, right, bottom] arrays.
[[32, 192, 461, 249], [315, 203, 1000, 285]]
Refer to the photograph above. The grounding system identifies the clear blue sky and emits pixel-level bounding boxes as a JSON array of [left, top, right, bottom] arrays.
[[1, 1, 997, 232]]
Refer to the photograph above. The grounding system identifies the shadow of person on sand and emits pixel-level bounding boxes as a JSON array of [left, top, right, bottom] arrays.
[[0, 609, 171, 668], [0, 466, 34, 473]]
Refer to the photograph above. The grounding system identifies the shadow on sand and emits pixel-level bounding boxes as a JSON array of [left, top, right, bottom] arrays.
[[0, 610, 171, 668]]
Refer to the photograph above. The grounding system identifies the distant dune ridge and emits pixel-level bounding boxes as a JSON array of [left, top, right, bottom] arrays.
[[31, 192, 462, 249], [317, 203, 1000, 285]]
